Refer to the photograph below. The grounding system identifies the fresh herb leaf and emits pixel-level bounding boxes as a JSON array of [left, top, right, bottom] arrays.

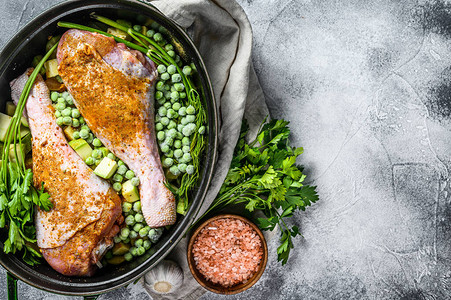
[[199, 118, 319, 265]]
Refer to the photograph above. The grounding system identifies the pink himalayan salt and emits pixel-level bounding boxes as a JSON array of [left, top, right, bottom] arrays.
[[192, 218, 263, 287]]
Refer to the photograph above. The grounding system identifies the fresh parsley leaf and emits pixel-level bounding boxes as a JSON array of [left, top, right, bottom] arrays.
[[202, 117, 319, 266]]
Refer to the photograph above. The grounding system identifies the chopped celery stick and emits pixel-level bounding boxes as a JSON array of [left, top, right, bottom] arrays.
[[6, 101, 15, 116], [69, 139, 93, 161], [122, 180, 139, 203], [44, 59, 59, 78], [94, 157, 118, 179], [64, 126, 77, 141]]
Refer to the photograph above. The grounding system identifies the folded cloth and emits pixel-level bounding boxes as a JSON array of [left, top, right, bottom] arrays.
[[142, 0, 269, 299]]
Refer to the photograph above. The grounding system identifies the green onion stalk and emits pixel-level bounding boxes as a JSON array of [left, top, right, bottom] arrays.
[[58, 16, 206, 215]]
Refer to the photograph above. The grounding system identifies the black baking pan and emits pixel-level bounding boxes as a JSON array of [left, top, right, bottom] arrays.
[[0, 0, 218, 298]]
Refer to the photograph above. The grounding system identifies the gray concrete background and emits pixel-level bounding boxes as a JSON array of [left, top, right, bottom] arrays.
[[1, 0, 451, 299]]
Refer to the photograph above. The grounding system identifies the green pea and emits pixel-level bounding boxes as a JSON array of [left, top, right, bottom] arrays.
[[133, 201, 141, 212], [85, 157, 94, 165], [56, 102, 66, 111], [73, 131, 80, 139], [178, 163, 187, 173], [174, 150, 183, 159], [92, 149, 102, 159], [161, 72, 170, 81], [129, 230, 138, 239], [92, 138, 102, 147], [62, 116, 72, 125], [171, 74, 181, 83], [174, 140, 182, 149], [156, 81, 165, 91], [164, 44, 174, 51], [137, 246, 145, 256], [163, 157, 173, 168], [135, 239, 144, 248], [182, 65, 192, 76], [125, 170, 135, 180], [130, 246, 138, 256], [120, 227, 130, 239], [79, 117, 86, 125], [182, 145, 190, 154], [180, 92, 187, 99], [166, 108, 176, 118], [167, 50, 175, 57], [80, 125, 90, 132], [157, 64, 167, 74], [134, 213, 144, 223], [186, 105, 196, 115], [165, 150, 174, 158], [113, 182, 122, 192], [133, 223, 143, 232], [178, 106, 187, 116], [186, 115, 196, 123], [71, 109, 80, 118], [133, 24, 142, 32], [153, 32, 163, 42], [172, 102, 181, 111], [186, 165, 195, 175], [57, 97, 66, 104], [170, 91, 179, 101], [181, 117, 189, 125], [169, 165, 180, 176], [124, 252, 133, 261], [182, 137, 190, 146], [117, 165, 128, 175], [158, 107, 167, 117], [55, 111, 62, 118], [113, 174, 123, 182], [72, 119, 80, 127], [131, 177, 140, 187], [146, 29, 155, 37], [156, 91, 164, 100], [122, 202, 132, 213], [167, 65, 177, 75], [163, 102, 172, 109], [155, 122, 163, 131], [107, 153, 116, 160], [161, 117, 170, 126], [143, 240, 151, 250], [167, 120, 176, 130], [125, 215, 135, 226], [51, 91, 59, 102], [160, 143, 170, 153], [198, 126, 206, 134], [114, 236, 122, 244], [139, 227, 149, 237], [66, 97, 74, 106], [122, 237, 130, 244]]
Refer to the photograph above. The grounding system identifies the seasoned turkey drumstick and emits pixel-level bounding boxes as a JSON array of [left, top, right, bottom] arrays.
[[57, 29, 176, 227], [10, 71, 122, 276]]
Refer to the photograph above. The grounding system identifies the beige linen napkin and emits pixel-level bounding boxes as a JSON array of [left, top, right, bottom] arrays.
[[142, 0, 269, 299]]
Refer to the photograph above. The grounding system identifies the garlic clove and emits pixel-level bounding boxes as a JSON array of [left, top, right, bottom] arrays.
[[144, 260, 184, 294]]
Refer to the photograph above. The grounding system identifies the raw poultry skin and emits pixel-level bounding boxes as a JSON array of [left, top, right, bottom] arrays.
[[10, 71, 122, 276], [57, 29, 176, 227]]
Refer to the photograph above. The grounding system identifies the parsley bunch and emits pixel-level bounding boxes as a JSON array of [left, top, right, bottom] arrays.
[[0, 44, 56, 265], [202, 118, 319, 265]]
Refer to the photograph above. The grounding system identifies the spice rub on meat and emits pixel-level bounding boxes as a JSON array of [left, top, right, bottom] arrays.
[[57, 29, 176, 227], [10, 71, 122, 276]]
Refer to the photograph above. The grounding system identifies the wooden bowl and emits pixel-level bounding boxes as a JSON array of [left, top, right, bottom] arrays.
[[187, 214, 268, 295]]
